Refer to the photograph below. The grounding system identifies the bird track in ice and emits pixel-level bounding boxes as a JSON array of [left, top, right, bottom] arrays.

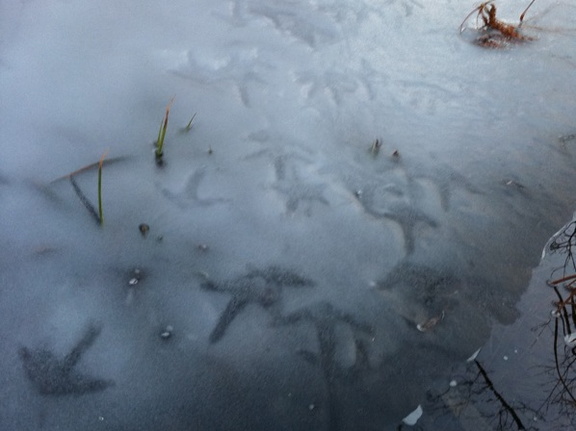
[[19, 323, 114, 396], [200, 266, 314, 343]]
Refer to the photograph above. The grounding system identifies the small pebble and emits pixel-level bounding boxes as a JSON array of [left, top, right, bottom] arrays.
[[139, 223, 150, 237], [160, 325, 174, 340], [128, 269, 142, 286], [370, 139, 381, 156]]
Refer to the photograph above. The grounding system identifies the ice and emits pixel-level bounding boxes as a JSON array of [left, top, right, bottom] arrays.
[[1, 0, 576, 429], [402, 404, 423, 426]]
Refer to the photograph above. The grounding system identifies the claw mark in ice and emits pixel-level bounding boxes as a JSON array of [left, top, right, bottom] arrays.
[[214, 0, 249, 26], [378, 262, 458, 301], [296, 59, 387, 104], [247, 1, 339, 47], [273, 180, 329, 215], [410, 164, 482, 211], [161, 167, 229, 209], [395, 80, 457, 115], [201, 266, 314, 343], [376, 262, 459, 329], [367, 202, 437, 254], [277, 301, 374, 376], [171, 50, 266, 107], [243, 136, 312, 171], [559, 133, 576, 144], [245, 145, 329, 214], [275, 301, 374, 430], [18, 324, 114, 396], [271, 155, 329, 215], [384, 0, 424, 17], [268, 152, 315, 181], [356, 58, 388, 101], [297, 71, 362, 105], [345, 164, 438, 253]]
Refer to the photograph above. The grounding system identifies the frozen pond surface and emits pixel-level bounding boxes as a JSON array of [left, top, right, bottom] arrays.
[[1, 0, 576, 429]]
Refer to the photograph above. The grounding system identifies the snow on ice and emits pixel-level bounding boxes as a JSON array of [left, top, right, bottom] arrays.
[[1, 0, 575, 429]]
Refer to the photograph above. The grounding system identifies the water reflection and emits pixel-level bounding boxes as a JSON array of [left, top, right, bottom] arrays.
[[546, 220, 576, 414], [417, 218, 576, 430]]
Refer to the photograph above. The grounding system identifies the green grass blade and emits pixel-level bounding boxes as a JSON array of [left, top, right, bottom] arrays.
[[155, 98, 174, 161], [185, 113, 197, 131]]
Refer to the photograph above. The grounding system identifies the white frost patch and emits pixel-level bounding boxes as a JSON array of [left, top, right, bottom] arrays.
[[402, 405, 423, 426], [564, 333, 576, 347], [466, 348, 481, 362]]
